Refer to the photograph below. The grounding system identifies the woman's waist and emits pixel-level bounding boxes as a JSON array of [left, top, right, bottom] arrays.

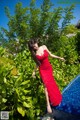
[[39, 62, 52, 69]]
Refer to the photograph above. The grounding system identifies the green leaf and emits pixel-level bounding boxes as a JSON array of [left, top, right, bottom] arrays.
[[21, 96, 26, 100], [22, 89, 30, 94], [2, 98, 7, 103], [23, 101, 31, 108], [20, 80, 30, 85], [15, 88, 19, 96], [4, 77, 7, 83], [17, 106, 25, 117]]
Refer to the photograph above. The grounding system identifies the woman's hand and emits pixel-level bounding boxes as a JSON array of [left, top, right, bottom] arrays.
[[32, 65, 39, 78], [59, 57, 65, 61], [32, 71, 36, 78]]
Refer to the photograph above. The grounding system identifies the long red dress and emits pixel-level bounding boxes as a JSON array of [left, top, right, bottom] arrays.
[[36, 50, 62, 106]]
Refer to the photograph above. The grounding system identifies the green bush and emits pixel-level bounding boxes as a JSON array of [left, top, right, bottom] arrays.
[[0, 48, 45, 120]]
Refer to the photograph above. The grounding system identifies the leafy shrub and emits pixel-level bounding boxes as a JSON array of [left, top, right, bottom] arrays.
[[0, 48, 45, 120]]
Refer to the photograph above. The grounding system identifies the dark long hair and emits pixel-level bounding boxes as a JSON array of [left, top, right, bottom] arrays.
[[28, 39, 41, 66]]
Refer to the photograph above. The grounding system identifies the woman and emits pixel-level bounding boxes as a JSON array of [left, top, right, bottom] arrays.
[[28, 39, 65, 113]]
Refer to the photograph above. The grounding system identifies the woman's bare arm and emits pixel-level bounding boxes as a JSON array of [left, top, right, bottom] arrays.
[[43, 45, 65, 61]]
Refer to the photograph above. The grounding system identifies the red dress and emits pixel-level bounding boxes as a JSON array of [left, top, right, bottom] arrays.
[[36, 50, 62, 106]]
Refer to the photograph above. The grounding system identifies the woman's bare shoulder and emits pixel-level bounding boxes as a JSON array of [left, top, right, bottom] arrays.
[[42, 45, 47, 49]]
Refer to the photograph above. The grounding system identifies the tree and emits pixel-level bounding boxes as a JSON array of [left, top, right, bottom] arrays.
[[61, 4, 75, 29], [1, 0, 75, 53], [38, 0, 53, 37], [0, 29, 5, 46], [29, 0, 41, 38], [46, 7, 63, 51], [2, 2, 30, 52], [62, 24, 78, 35]]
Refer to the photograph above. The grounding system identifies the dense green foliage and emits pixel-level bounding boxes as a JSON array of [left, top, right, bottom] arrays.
[[0, 0, 80, 120]]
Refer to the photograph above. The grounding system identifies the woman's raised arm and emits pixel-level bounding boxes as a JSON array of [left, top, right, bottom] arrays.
[[43, 45, 65, 61]]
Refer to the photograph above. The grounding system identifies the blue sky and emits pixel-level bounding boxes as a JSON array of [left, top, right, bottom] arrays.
[[0, 0, 80, 29]]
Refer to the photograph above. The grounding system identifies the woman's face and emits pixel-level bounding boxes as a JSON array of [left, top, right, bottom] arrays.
[[33, 43, 38, 50]]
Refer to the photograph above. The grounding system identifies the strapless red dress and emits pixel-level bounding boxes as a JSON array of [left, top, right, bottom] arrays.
[[36, 50, 62, 106]]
